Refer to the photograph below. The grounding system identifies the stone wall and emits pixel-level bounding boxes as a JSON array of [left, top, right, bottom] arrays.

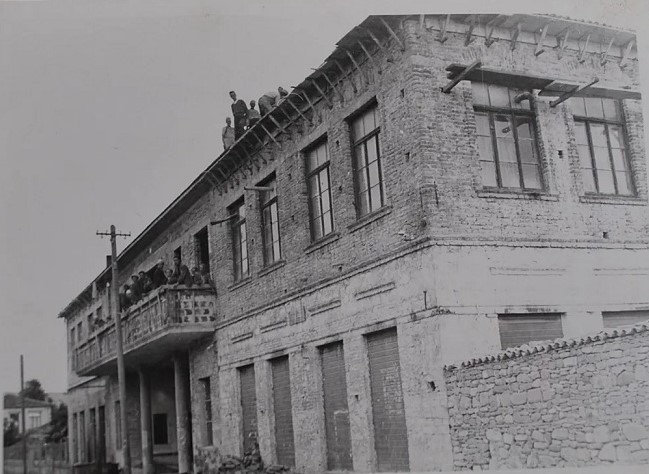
[[444, 326, 649, 470]]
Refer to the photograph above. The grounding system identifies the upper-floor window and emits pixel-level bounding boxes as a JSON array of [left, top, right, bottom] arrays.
[[70, 327, 76, 348], [260, 176, 282, 265], [570, 97, 634, 195], [230, 200, 249, 282], [306, 140, 334, 240], [472, 82, 542, 190], [77, 322, 83, 342], [351, 104, 384, 217]]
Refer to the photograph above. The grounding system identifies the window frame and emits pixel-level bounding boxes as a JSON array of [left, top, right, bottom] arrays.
[[305, 139, 335, 241], [259, 175, 282, 266], [472, 83, 544, 191], [497, 313, 564, 349], [200, 377, 213, 446], [571, 98, 635, 196], [230, 200, 249, 282], [349, 102, 385, 218]]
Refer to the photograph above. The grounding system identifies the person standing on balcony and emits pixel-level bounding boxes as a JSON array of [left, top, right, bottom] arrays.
[[199, 263, 214, 288], [129, 274, 142, 302], [171, 255, 192, 287], [222, 117, 235, 150], [151, 259, 167, 288], [120, 284, 132, 311], [229, 91, 248, 140], [138, 270, 153, 295], [191, 267, 203, 286]]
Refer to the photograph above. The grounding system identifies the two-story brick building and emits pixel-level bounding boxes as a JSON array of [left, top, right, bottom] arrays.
[[59, 14, 648, 473]]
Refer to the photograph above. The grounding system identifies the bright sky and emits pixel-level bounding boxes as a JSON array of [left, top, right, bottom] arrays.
[[0, 0, 647, 395]]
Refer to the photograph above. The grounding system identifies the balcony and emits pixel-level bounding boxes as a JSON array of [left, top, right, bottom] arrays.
[[73, 286, 216, 376]]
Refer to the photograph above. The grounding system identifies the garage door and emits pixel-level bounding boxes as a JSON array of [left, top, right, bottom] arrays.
[[366, 328, 409, 472], [321, 342, 353, 471], [272, 356, 295, 467], [239, 364, 257, 453]]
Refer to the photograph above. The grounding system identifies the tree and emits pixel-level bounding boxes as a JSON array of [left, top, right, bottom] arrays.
[[3, 419, 20, 447], [19, 379, 46, 401], [46, 403, 68, 442]]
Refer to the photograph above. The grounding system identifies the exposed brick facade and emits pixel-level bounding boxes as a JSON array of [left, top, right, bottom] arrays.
[[61, 15, 648, 473]]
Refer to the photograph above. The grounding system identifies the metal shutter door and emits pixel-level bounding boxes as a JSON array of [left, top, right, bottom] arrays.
[[603, 310, 649, 328], [498, 314, 564, 349], [367, 328, 410, 472], [239, 364, 257, 453], [321, 342, 353, 471], [271, 356, 295, 467]]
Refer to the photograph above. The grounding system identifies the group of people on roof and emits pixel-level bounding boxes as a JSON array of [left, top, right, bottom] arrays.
[[222, 87, 289, 150], [119, 255, 214, 311]]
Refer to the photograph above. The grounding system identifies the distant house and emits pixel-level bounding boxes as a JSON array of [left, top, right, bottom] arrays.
[[3, 393, 52, 433]]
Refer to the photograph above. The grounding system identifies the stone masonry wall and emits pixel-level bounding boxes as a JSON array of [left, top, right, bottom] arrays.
[[444, 328, 649, 470]]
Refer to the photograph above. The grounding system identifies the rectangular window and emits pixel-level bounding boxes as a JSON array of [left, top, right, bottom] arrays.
[[89, 408, 96, 463], [79, 411, 86, 462], [70, 327, 76, 348], [602, 310, 649, 328], [306, 141, 334, 240], [351, 104, 384, 217], [72, 413, 78, 463], [230, 200, 249, 281], [570, 97, 634, 195], [114, 401, 121, 449], [153, 413, 169, 445], [98, 405, 106, 463], [260, 176, 281, 265], [28, 412, 41, 429], [239, 364, 257, 454], [271, 356, 295, 467], [200, 377, 213, 446], [472, 82, 542, 190], [77, 322, 83, 342], [498, 313, 564, 349], [194, 227, 210, 272]]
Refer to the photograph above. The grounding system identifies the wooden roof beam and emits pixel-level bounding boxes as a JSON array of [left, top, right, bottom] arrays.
[[620, 38, 635, 67], [334, 60, 357, 93], [578, 33, 591, 63], [260, 123, 282, 149], [600, 35, 616, 65], [311, 79, 334, 108], [485, 15, 504, 47], [268, 114, 289, 136], [357, 40, 379, 73], [285, 97, 312, 125], [534, 23, 550, 56], [345, 49, 370, 85], [510, 23, 522, 51], [441, 60, 481, 94], [549, 77, 599, 108], [437, 14, 450, 44], [298, 89, 318, 116], [317, 69, 344, 102], [554, 28, 571, 59], [465, 16, 477, 46], [379, 17, 405, 51]]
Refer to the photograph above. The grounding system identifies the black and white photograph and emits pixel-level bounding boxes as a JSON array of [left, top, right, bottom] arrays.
[[1, 1, 648, 473]]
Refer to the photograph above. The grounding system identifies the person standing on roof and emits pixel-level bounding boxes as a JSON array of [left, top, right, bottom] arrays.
[[229, 91, 248, 141], [222, 117, 235, 150], [247, 100, 261, 128]]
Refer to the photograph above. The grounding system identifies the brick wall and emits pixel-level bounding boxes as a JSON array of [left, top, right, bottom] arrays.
[[444, 327, 649, 470]]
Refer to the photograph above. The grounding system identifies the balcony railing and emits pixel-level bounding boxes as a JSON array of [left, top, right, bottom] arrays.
[[73, 286, 216, 375]]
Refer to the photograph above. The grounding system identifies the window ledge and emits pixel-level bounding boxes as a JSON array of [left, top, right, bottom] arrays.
[[258, 259, 286, 278], [228, 277, 252, 292], [580, 194, 647, 206], [348, 205, 393, 233], [305, 232, 341, 254], [476, 188, 559, 201]]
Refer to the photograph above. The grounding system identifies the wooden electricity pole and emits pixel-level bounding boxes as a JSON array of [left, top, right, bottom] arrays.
[[20, 355, 26, 474], [97, 225, 131, 474]]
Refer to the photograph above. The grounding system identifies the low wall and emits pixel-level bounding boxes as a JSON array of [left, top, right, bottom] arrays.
[[444, 325, 649, 470], [3, 459, 70, 474]]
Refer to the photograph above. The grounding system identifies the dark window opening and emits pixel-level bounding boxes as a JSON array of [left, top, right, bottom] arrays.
[[153, 413, 169, 445], [195, 227, 210, 273], [200, 377, 213, 446], [174, 247, 182, 261], [230, 200, 249, 282]]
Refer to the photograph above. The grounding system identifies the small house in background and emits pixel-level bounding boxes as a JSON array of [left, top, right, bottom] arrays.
[[3, 393, 52, 433]]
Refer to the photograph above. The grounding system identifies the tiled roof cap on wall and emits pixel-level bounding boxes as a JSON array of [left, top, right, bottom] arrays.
[[444, 320, 649, 372]]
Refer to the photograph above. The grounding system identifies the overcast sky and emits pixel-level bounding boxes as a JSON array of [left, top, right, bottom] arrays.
[[0, 0, 647, 395]]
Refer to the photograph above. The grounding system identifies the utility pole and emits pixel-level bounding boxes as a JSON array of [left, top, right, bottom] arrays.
[[97, 225, 131, 474], [20, 355, 26, 474]]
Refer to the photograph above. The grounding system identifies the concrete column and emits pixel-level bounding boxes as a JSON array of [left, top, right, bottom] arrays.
[[138, 368, 154, 474], [174, 353, 192, 474]]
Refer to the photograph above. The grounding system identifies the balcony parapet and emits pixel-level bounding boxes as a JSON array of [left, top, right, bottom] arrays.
[[73, 286, 216, 375]]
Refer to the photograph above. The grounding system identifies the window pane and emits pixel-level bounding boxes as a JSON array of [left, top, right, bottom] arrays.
[[273, 240, 281, 260], [471, 82, 489, 106], [518, 140, 537, 164], [578, 145, 593, 169], [477, 136, 494, 162], [500, 162, 520, 188], [368, 160, 380, 188], [311, 195, 322, 218], [582, 168, 596, 192], [569, 97, 586, 116], [306, 150, 318, 173], [366, 135, 379, 164], [611, 148, 628, 172], [489, 85, 510, 108], [590, 124, 607, 147], [574, 122, 589, 145], [603, 99, 620, 121], [321, 191, 331, 213], [585, 98, 604, 119], [309, 175, 319, 198], [322, 211, 333, 235], [616, 171, 633, 195], [363, 109, 377, 134], [354, 144, 367, 169], [357, 189, 370, 216], [594, 147, 611, 170], [475, 113, 490, 136], [521, 164, 541, 189], [597, 169, 615, 194], [312, 215, 323, 239], [496, 138, 517, 163], [352, 115, 364, 141], [319, 170, 329, 192], [356, 166, 369, 193], [608, 125, 625, 149], [515, 116, 533, 140], [480, 160, 498, 187], [369, 184, 382, 211], [494, 115, 513, 138]]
